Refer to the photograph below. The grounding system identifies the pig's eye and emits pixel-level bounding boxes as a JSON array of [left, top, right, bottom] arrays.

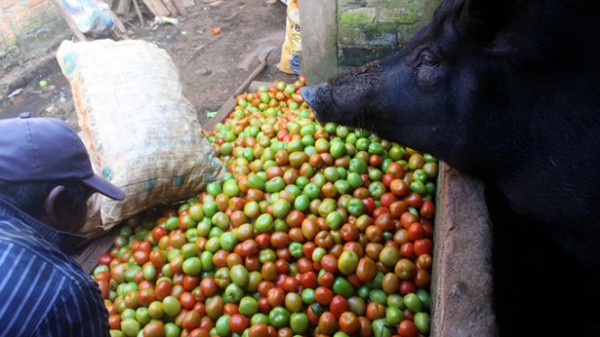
[[420, 53, 438, 67]]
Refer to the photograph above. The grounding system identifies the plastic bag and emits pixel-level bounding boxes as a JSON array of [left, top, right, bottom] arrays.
[[60, 0, 115, 35], [278, 0, 301, 74]]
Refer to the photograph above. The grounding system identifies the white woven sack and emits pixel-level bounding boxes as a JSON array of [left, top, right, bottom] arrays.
[[57, 39, 226, 234]]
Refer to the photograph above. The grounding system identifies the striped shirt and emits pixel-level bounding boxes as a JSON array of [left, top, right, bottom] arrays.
[[0, 199, 109, 337]]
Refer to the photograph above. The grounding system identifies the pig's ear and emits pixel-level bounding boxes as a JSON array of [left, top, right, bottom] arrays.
[[457, 0, 543, 56]]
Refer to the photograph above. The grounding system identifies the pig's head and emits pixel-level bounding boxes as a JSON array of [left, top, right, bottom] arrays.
[[302, 0, 600, 268], [301, 0, 549, 171]]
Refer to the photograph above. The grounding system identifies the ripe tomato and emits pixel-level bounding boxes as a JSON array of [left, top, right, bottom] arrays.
[[182, 309, 202, 330], [98, 253, 113, 266], [248, 324, 270, 337], [142, 321, 165, 337], [339, 311, 360, 335], [414, 238, 433, 256], [318, 311, 339, 335], [365, 302, 385, 321], [229, 313, 249, 334], [314, 286, 334, 306], [154, 279, 172, 300], [320, 254, 338, 273], [397, 320, 419, 337], [329, 295, 349, 318], [200, 277, 218, 297], [267, 287, 285, 307]]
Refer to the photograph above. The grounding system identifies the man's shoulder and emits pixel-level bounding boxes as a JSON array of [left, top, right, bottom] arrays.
[[0, 216, 89, 284]]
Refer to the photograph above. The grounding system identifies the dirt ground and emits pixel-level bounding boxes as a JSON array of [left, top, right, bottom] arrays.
[[0, 0, 298, 130]]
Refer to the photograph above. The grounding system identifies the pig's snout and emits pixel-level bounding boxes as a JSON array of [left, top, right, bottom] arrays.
[[300, 85, 325, 121]]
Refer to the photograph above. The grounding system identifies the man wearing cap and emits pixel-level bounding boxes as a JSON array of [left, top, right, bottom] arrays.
[[0, 113, 125, 337]]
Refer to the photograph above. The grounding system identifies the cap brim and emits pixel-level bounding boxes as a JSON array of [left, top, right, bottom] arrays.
[[82, 174, 126, 200]]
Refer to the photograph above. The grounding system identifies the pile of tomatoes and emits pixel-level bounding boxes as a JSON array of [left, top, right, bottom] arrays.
[[93, 77, 437, 337]]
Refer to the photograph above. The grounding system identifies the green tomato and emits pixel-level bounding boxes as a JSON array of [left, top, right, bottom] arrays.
[[338, 250, 359, 275], [239, 296, 259, 316], [266, 177, 286, 193], [332, 277, 354, 297], [326, 211, 344, 230], [215, 315, 232, 337], [135, 307, 150, 325], [223, 283, 245, 303], [349, 158, 368, 174], [255, 213, 274, 233], [219, 232, 238, 251], [334, 180, 351, 195], [230, 264, 249, 287], [369, 289, 388, 305], [330, 141, 347, 159], [303, 183, 321, 200], [301, 288, 315, 304], [250, 313, 269, 326], [293, 194, 310, 211], [164, 322, 181, 337], [182, 257, 202, 276], [414, 312, 431, 334], [289, 242, 304, 259], [290, 312, 309, 334], [347, 198, 365, 216], [403, 293, 424, 313], [120, 318, 140, 337], [269, 306, 290, 328], [162, 296, 181, 317], [206, 181, 222, 196], [223, 179, 240, 197], [386, 306, 404, 326], [372, 319, 392, 337], [272, 198, 292, 219], [417, 289, 431, 309], [202, 201, 218, 217]]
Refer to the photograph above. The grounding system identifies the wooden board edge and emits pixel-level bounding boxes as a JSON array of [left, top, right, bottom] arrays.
[[430, 162, 498, 337]]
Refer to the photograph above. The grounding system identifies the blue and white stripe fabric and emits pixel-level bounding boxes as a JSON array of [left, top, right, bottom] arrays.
[[0, 199, 109, 337]]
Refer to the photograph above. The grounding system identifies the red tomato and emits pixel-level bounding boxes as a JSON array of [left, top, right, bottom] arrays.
[[299, 271, 318, 288], [229, 313, 250, 334], [329, 295, 349, 318], [98, 253, 113, 266], [318, 311, 339, 335], [155, 279, 172, 300], [397, 320, 418, 337], [314, 286, 334, 306]]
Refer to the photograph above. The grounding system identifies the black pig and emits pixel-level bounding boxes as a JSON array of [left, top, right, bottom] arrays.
[[302, 1, 600, 335], [301, 0, 600, 267]]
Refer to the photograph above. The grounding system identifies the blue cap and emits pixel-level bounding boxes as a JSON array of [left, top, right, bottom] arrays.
[[0, 113, 125, 200]]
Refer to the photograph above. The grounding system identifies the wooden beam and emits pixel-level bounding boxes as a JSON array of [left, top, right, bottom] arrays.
[[171, 0, 187, 16], [140, 0, 170, 17]]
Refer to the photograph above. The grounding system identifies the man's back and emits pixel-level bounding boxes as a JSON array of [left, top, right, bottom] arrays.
[[0, 200, 109, 337]]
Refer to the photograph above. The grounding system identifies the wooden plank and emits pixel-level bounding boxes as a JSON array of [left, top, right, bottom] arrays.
[[73, 226, 122, 274], [430, 163, 497, 337], [114, 0, 132, 16], [140, 0, 170, 17], [159, 0, 179, 17], [171, 0, 187, 16]]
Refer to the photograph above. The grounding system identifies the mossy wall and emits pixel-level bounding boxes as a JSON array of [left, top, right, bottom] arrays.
[[337, 0, 441, 67]]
